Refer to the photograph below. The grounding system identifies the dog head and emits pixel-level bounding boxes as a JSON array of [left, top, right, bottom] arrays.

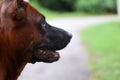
[[0, 0, 72, 64]]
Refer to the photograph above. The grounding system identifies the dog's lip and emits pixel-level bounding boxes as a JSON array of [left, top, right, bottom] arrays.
[[39, 49, 60, 61], [32, 48, 60, 63]]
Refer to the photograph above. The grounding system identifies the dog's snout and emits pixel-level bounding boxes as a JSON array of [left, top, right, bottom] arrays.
[[42, 25, 72, 50]]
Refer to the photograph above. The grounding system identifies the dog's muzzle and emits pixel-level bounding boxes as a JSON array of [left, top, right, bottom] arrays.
[[29, 23, 72, 64]]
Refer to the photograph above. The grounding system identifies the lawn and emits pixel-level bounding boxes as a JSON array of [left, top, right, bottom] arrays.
[[29, 1, 85, 20], [81, 22, 120, 80]]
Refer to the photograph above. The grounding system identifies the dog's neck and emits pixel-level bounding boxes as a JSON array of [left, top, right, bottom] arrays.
[[0, 51, 28, 80], [0, 34, 26, 80]]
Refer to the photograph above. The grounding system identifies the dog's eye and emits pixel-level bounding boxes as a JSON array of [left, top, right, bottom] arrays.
[[41, 17, 46, 27], [41, 22, 46, 27], [36, 16, 47, 31]]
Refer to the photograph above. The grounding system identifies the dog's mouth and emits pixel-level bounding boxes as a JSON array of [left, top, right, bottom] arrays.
[[29, 48, 60, 64]]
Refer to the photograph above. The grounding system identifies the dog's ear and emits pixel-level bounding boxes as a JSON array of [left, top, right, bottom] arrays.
[[12, 0, 26, 21]]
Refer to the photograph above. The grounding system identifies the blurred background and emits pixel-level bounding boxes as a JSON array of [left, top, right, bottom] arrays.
[[1, 0, 120, 80]]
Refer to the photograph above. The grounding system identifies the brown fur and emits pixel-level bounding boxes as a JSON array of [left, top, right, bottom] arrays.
[[0, 1, 46, 80]]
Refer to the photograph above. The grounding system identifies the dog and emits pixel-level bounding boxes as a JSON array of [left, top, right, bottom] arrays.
[[0, 0, 72, 80]]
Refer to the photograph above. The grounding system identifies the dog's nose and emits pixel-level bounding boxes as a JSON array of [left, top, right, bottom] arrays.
[[67, 32, 72, 39]]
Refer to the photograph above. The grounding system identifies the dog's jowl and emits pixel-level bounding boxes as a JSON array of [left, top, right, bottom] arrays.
[[0, 0, 72, 80]]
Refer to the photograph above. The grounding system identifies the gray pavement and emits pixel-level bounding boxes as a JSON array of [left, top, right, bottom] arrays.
[[18, 15, 120, 80]]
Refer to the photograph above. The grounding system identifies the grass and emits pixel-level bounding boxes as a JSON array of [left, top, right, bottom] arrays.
[[29, 1, 87, 20], [29, 1, 114, 20], [81, 22, 120, 80]]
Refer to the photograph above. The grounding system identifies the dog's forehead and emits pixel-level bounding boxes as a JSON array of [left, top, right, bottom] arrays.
[[26, 2, 43, 21]]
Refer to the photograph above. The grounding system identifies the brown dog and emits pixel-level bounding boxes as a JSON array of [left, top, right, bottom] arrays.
[[0, 0, 72, 80]]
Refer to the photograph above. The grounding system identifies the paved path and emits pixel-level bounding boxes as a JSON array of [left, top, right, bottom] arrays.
[[18, 15, 120, 80]]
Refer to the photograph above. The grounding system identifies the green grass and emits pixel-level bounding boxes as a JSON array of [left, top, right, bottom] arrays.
[[81, 22, 120, 80], [29, 1, 86, 20]]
